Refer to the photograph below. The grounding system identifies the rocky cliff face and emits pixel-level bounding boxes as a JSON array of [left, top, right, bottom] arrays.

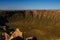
[[0, 10, 60, 20], [25, 10, 60, 20]]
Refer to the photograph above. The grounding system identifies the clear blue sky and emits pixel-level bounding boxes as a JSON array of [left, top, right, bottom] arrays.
[[0, 0, 60, 10]]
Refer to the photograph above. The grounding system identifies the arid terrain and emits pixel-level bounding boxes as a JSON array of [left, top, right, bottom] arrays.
[[0, 10, 60, 40]]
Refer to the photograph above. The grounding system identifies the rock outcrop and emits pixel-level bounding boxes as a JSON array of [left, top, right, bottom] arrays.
[[2, 28, 23, 40]]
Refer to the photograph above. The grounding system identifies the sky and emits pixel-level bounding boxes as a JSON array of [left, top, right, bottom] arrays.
[[0, 0, 60, 10]]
